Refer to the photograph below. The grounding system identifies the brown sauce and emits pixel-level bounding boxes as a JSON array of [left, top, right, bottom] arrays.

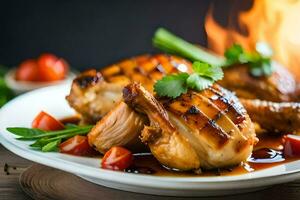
[[60, 115, 82, 125], [127, 134, 300, 177], [58, 116, 300, 177]]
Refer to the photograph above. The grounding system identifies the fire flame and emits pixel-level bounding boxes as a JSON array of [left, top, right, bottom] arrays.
[[205, 0, 300, 79]]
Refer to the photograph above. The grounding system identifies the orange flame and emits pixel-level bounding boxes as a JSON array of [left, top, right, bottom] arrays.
[[205, 0, 300, 79]]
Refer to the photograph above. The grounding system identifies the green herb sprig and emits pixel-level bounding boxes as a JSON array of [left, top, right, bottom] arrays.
[[0, 66, 14, 107], [7, 124, 93, 152], [153, 28, 274, 77], [224, 43, 274, 76], [154, 61, 223, 98]]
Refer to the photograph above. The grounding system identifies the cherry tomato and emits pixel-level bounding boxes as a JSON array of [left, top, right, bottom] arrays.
[[15, 59, 39, 81], [37, 53, 69, 81], [59, 135, 97, 156], [283, 134, 300, 157], [101, 146, 133, 171], [32, 111, 64, 131]]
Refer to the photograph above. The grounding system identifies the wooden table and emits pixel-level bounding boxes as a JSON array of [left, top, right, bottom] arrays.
[[0, 144, 32, 200], [1, 143, 300, 200]]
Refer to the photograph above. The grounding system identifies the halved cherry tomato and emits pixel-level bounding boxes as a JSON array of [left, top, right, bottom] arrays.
[[101, 146, 133, 171], [59, 135, 97, 156], [15, 59, 39, 81], [283, 134, 300, 157], [32, 111, 64, 131], [37, 53, 69, 81]]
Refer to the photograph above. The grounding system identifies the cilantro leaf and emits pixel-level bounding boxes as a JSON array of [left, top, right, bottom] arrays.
[[154, 73, 189, 98], [224, 44, 244, 65], [224, 43, 274, 77], [192, 61, 223, 81], [186, 73, 213, 91], [154, 61, 224, 98]]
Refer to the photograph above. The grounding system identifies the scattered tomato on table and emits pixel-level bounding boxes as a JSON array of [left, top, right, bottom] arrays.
[[101, 146, 133, 171]]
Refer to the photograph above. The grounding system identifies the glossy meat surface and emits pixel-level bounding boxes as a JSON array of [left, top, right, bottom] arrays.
[[123, 83, 257, 170], [66, 70, 123, 124], [219, 62, 299, 102], [67, 54, 192, 123], [101, 54, 192, 92], [88, 102, 148, 153], [241, 99, 300, 133]]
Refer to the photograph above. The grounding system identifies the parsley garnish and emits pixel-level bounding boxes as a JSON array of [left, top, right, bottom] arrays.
[[154, 61, 223, 98], [224, 43, 274, 77]]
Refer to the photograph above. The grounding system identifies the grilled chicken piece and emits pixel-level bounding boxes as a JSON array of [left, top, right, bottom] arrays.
[[123, 83, 257, 170], [219, 62, 299, 102], [241, 99, 300, 133], [88, 102, 148, 153], [66, 70, 124, 124], [67, 54, 192, 123], [68, 53, 300, 139], [101, 54, 192, 92]]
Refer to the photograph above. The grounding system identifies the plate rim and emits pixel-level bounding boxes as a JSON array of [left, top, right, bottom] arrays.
[[1, 84, 300, 191]]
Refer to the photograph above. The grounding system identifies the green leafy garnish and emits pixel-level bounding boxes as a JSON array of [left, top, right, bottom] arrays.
[[154, 73, 189, 98], [153, 28, 226, 67], [6, 127, 45, 137], [152, 28, 274, 77], [41, 139, 61, 152], [192, 62, 223, 81], [224, 43, 274, 77], [7, 125, 93, 152], [0, 66, 14, 107], [154, 61, 223, 98], [186, 74, 213, 91]]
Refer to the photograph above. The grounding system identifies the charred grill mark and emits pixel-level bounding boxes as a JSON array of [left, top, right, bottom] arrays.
[[187, 106, 200, 114], [182, 106, 209, 129], [164, 91, 229, 147], [100, 54, 193, 89], [200, 120, 229, 148], [74, 71, 103, 88], [190, 92, 221, 119], [209, 86, 246, 126]]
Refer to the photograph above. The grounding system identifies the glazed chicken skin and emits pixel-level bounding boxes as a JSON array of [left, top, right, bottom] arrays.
[[101, 54, 192, 92], [66, 54, 192, 124], [67, 54, 300, 134], [66, 70, 124, 124], [241, 99, 300, 133], [220, 61, 299, 102], [123, 83, 257, 170]]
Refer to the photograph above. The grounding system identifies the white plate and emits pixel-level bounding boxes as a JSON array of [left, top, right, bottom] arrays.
[[1, 84, 300, 197]]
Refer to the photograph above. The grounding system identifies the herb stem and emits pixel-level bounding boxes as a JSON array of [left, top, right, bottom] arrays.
[[16, 125, 93, 140], [153, 28, 226, 67]]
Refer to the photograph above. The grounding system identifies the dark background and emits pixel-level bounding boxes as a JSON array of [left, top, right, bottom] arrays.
[[0, 0, 249, 71]]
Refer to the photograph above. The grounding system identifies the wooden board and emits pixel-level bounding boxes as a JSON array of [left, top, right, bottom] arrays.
[[19, 164, 300, 200]]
